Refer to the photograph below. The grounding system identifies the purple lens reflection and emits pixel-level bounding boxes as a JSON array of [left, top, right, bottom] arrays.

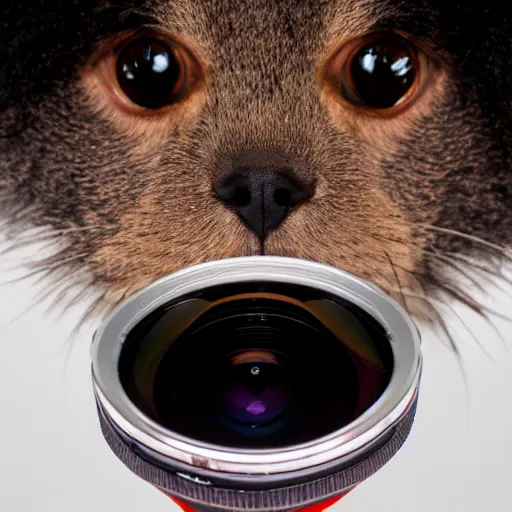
[[221, 354, 290, 427]]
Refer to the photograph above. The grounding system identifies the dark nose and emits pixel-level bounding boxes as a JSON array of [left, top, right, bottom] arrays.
[[214, 170, 314, 239]]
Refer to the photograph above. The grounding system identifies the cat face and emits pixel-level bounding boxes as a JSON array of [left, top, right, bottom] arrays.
[[1, 1, 511, 324]]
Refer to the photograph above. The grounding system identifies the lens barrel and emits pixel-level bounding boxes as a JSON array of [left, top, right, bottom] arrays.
[[92, 256, 421, 511]]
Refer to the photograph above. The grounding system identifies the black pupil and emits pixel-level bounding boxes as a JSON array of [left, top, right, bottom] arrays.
[[349, 39, 417, 109], [116, 39, 182, 109]]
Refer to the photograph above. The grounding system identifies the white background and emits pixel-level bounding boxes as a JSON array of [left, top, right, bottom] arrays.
[[1, 240, 511, 511]]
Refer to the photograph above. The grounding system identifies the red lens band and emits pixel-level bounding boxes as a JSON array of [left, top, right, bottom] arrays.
[[169, 496, 199, 512], [293, 493, 346, 511], [169, 489, 352, 512]]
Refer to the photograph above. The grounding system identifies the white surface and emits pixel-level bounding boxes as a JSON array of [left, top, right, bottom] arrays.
[[0, 244, 511, 512]]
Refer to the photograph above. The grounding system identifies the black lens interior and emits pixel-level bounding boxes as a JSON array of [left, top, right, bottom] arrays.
[[119, 282, 393, 449]]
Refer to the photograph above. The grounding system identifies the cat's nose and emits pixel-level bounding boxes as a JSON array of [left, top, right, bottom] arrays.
[[214, 169, 314, 239]]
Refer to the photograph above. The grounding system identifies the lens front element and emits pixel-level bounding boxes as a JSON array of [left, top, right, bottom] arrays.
[[119, 287, 393, 449]]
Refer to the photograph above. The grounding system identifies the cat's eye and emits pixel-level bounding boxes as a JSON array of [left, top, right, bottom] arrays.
[[115, 37, 188, 110], [327, 33, 431, 115]]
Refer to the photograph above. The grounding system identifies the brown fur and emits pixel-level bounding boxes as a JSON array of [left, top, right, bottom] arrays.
[[1, 1, 511, 329]]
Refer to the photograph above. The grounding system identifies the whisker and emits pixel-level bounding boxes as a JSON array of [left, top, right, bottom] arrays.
[[63, 290, 110, 364], [391, 288, 457, 349], [25, 252, 89, 271], [52, 280, 95, 322], [388, 267, 495, 362], [2, 266, 85, 326], [409, 222, 512, 259], [10, 224, 117, 244], [366, 232, 411, 246], [74, 291, 110, 335], [0, 251, 88, 286], [43, 271, 94, 318], [367, 228, 512, 303], [61, 285, 131, 378], [430, 278, 512, 325], [384, 251, 409, 311], [394, 262, 509, 355], [389, 286, 470, 398], [0, 238, 67, 258], [444, 252, 512, 295], [423, 249, 490, 296], [0, 267, 54, 287], [444, 302, 496, 363], [411, 259, 512, 325], [428, 290, 493, 360]]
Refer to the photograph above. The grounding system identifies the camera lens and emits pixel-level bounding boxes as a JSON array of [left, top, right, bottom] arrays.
[[92, 256, 421, 511], [118, 285, 392, 449]]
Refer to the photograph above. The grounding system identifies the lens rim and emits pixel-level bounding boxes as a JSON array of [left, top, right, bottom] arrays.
[[91, 256, 421, 476]]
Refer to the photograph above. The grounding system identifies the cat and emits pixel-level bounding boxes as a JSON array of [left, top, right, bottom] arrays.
[[1, 1, 511, 356], [2, 3, 512, 512]]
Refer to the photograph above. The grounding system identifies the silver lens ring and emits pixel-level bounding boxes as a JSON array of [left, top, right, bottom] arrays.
[[92, 256, 421, 476]]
